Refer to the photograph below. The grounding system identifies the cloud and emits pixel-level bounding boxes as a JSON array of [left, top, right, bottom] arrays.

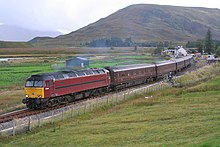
[[0, 0, 219, 33]]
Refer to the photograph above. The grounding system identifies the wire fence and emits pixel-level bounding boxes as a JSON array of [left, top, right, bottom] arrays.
[[0, 82, 170, 136]]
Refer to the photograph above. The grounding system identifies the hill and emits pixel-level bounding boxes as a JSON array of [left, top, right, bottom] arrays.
[[30, 4, 220, 47], [0, 24, 62, 42]]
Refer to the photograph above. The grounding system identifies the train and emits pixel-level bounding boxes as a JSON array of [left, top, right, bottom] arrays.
[[22, 55, 192, 109]]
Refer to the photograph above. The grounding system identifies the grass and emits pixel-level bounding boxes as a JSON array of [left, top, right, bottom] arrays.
[[1, 71, 219, 146], [175, 63, 220, 87], [0, 62, 53, 89]]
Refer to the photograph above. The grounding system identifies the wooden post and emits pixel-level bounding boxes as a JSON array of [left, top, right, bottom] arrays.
[[112, 95, 114, 105], [84, 102, 86, 114], [28, 116, 31, 131], [62, 108, 64, 121], [97, 98, 99, 107], [78, 106, 80, 115], [71, 106, 74, 117], [37, 115, 41, 127], [51, 111, 54, 124], [12, 120, 16, 136]]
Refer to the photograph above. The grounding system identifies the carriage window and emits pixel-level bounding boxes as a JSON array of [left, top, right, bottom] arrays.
[[98, 70, 105, 74]]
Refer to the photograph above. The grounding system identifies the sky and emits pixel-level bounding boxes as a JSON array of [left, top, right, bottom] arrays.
[[0, 0, 220, 34]]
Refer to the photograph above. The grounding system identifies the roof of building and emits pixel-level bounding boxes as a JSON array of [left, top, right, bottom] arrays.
[[66, 57, 88, 62]]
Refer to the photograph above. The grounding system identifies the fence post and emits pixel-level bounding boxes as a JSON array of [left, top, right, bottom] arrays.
[[78, 106, 80, 116], [88, 103, 91, 112], [28, 116, 31, 131], [62, 108, 64, 121], [37, 115, 41, 127], [71, 106, 74, 117], [116, 93, 118, 104], [97, 98, 99, 108], [12, 120, 16, 136], [107, 95, 109, 105], [51, 111, 54, 124], [84, 102, 86, 114]]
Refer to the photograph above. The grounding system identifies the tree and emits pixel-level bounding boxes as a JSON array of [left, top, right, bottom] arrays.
[[205, 29, 214, 54], [154, 42, 164, 55], [196, 40, 204, 54], [216, 46, 220, 56]]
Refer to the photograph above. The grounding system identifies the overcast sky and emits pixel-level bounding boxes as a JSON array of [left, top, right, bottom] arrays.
[[0, 0, 220, 34]]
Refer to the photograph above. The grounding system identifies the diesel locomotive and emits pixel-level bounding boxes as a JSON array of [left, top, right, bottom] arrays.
[[23, 55, 192, 109]]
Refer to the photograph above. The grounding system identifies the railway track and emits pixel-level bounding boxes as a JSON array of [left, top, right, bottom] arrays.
[[0, 93, 113, 124]]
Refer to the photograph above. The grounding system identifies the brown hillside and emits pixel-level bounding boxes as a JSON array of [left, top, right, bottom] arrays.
[[30, 4, 220, 47]]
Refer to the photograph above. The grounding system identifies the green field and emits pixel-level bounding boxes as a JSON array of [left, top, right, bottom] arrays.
[[1, 68, 219, 146], [0, 63, 53, 89]]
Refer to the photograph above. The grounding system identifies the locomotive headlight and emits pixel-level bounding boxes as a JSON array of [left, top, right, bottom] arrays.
[[38, 95, 42, 98], [25, 94, 29, 98]]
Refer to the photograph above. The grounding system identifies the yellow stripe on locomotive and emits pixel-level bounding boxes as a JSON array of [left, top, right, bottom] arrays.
[[24, 88, 44, 98]]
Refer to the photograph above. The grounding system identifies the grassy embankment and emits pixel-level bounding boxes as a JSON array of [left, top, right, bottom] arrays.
[[1, 64, 219, 146]]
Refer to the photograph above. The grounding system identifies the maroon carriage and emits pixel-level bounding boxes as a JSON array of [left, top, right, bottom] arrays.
[[156, 60, 177, 78], [175, 58, 185, 72], [105, 64, 157, 90]]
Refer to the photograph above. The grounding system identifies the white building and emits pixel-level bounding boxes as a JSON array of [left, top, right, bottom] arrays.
[[176, 46, 188, 57]]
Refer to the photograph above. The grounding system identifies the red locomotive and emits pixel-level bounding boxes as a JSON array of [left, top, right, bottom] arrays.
[[23, 55, 192, 109], [23, 69, 110, 109]]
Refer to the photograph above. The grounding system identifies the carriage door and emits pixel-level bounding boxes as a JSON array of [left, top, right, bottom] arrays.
[[44, 80, 55, 98]]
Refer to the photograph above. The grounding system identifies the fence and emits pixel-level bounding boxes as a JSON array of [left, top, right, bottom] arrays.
[[0, 82, 170, 136]]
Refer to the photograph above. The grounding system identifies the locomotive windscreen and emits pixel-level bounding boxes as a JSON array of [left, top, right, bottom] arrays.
[[25, 80, 43, 87]]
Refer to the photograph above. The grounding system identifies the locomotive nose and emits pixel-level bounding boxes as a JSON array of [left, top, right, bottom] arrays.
[[24, 87, 44, 98]]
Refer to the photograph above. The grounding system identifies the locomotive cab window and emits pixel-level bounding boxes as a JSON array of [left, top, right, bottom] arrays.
[[45, 81, 50, 87], [25, 80, 43, 87], [34, 81, 43, 87], [25, 81, 34, 87]]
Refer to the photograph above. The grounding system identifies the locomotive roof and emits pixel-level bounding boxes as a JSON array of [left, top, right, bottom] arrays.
[[105, 64, 155, 72], [27, 68, 108, 81]]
